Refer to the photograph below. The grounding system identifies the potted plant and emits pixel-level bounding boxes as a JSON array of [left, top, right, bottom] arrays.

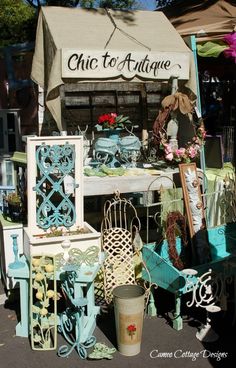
[[96, 112, 131, 130], [95, 112, 132, 142], [4, 192, 24, 222]]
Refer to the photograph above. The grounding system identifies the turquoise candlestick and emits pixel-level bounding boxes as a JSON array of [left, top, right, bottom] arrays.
[[8, 234, 25, 269]]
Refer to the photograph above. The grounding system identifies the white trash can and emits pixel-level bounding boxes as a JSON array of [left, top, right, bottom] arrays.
[[112, 284, 145, 356]]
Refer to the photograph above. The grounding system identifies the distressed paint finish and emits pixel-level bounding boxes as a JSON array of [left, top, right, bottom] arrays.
[[34, 142, 76, 229]]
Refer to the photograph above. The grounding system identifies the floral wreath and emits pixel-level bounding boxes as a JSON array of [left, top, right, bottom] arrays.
[[152, 91, 206, 164], [160, 122, 206, 164]]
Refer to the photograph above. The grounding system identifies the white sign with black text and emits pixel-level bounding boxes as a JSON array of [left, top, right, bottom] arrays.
[[61, 49, 190, 80]]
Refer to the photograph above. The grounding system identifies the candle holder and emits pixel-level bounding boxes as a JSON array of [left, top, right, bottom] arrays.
[[8, 234, 25, 269], [76, 124, 91, 165]]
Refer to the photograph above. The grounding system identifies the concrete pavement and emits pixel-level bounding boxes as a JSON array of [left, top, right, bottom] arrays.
[[0, 281, 235, 368]]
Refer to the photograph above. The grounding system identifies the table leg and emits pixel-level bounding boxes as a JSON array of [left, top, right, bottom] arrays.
[[147, 285, 157, 317], [15, 278, 29, 337], [172, 293, 183, 331]]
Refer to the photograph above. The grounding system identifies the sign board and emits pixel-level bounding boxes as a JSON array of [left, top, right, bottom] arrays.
[[61, 49, 190, 80]]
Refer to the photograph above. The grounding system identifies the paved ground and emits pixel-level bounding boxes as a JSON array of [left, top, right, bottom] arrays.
[[0, 280, 235, 368]]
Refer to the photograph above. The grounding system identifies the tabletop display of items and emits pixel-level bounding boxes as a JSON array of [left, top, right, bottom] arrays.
[[93, 113, 141, 168]]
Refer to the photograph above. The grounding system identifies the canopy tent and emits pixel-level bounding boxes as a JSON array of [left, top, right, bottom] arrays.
[[161, 0, 236, 163], [161, 0, 236, 73], [161, 0, 236, 41], [31, 7, 197, 131]]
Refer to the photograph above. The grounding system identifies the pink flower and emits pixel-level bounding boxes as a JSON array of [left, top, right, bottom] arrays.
[[164, 143, 172, 154], [188, 146, 197, 158], [166, 152, 174, 161], [223, 32, 236, 63], [175, 148, 186, 157], [160, 124, 205, 164], [224, 32, 236, 47]]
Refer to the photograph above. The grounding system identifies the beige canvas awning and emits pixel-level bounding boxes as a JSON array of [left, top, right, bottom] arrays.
[[162, 0, 236, 41], [31, 6, 197, 130]]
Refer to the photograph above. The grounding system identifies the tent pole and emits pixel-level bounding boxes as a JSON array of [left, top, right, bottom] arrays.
[[189, 35, 206, 176], [190, 35, 201, 114]]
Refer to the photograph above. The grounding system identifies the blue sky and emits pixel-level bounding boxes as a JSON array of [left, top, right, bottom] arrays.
[[138, 0, 156, 10], [23, 0, 157, 10]]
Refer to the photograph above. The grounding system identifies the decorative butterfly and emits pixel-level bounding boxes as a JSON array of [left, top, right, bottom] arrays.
[[70, 246, 99, 266]]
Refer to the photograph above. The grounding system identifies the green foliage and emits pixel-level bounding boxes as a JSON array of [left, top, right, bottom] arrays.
[[94, 0, 137, 9], [0, 0, 143, 48], [6, 192, 22, 205], [156, 0, 173, 9], [115, 114, 132, 127], [84, 165, 126, 177], [25, 0, 138, 9], [25, 0, 80, 7], [79, 0, 96, 7], [0, 0, 36, 47]]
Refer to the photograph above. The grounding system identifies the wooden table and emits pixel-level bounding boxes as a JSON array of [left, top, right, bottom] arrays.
[[83, 169, 177, 196]]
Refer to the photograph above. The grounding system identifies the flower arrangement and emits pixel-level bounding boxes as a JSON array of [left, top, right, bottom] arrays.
[[96, 112, 131, 130], [161, 125, 206, 164]]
